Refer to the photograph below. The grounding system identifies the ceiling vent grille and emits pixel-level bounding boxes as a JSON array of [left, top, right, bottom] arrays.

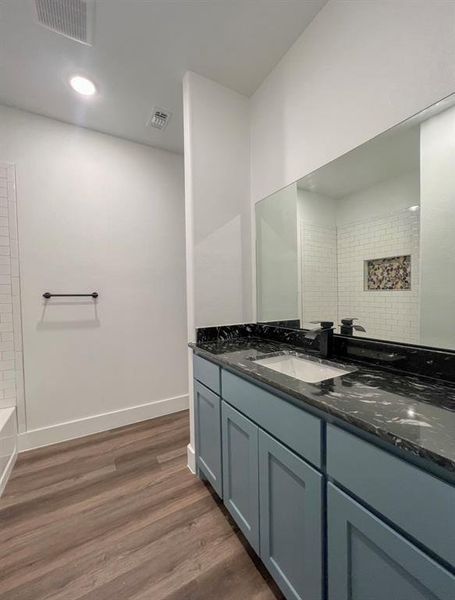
[[147, 108, 172, 131], [34, 0, 95, 46]]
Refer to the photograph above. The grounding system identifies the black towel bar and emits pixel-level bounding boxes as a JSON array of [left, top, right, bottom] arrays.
[[43, 292, 98, 299]]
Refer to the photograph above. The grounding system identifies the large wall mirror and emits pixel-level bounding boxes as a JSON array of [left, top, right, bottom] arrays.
[[256, 94, 455, 351]]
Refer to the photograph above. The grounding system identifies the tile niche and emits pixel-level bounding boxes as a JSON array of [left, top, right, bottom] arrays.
[[365, 255, 411, 291]]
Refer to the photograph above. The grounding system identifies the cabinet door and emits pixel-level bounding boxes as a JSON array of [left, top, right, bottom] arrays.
[[328, 483, 455, 600], [259, 430, 323, 600], [194, 381, 222, 497], [221, 401, 259, 553]]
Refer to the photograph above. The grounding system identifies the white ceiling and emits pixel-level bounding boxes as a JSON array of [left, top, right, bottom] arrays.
[[0, 0, 327, 154], [298, 125, 420, 199]]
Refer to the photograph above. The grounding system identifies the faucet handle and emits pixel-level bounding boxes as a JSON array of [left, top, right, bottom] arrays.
[[306, 321, 334, 340], [340, 317, 366, 333], [310, 320, 334, 329]]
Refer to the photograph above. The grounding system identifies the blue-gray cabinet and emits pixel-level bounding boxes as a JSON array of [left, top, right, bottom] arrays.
[[222, 368, 322, 468], [327, 424, 455, 567], [259, 430, 323, 600], [194, 354, 221, 395], [221, 401, 260, 553], [194, 381, 222, 497], [327, 484, 455, 600], [193, 354, 455, 600]]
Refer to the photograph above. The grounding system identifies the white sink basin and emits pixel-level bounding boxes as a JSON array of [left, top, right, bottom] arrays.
[[254, 353, 353, 383]]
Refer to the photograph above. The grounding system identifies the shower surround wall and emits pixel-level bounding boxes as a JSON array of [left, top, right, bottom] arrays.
[[300, 221, 337, 325], [298, 189, 337, 326], [336, 208, 420, 344], [0, 163, 23, 417], [298, 171, 420, 344], [0, 161, 24, 494]]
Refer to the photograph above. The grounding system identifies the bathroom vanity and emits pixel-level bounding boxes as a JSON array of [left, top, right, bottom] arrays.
[[191, 333, 455, 600], [189, 94, 455, 599]]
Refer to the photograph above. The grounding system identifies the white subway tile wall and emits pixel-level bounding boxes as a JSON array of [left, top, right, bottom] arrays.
[[337, 209, 420, 344], [0, 163, 24, 419], [300, 221, 338, 325]]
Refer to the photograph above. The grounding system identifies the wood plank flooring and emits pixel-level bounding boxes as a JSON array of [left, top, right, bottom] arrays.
[[0, 410, 284, 600]]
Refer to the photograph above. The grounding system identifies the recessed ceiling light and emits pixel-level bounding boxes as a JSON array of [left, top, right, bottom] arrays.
[[408, 205, 420, 212], [69, 75, 97, 96]]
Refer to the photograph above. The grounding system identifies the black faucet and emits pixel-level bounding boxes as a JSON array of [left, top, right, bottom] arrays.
[[305, 321, 334, 359], [340, 318, 366, 337]]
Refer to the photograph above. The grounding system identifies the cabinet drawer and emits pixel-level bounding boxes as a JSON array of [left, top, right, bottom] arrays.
[[193, 354, 220, 395], [222, 369, 322, 468], [327, 425, 455, 567]]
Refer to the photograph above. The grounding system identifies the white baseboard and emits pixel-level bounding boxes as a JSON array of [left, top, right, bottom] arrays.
[[18, 394, 189, 452], [0, 448, 17, 497], [187, 443, 196, 473]]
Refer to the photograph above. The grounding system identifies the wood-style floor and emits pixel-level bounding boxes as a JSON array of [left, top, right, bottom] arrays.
[[0, 410, 283, 600]]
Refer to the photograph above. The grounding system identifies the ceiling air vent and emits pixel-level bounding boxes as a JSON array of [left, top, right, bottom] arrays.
[[147, 108, 172, 131], [34, 0, 95, 46]]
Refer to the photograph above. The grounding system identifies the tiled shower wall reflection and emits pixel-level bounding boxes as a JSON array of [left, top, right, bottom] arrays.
[[0, 163, 25, 428], [300, 208, 420, 344], [300, 222, 338, 325], [337, 208, 420, 343]]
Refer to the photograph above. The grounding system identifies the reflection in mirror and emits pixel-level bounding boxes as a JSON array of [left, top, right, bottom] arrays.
[[256, 94, 455, 351], [256, 185, 300, 326]]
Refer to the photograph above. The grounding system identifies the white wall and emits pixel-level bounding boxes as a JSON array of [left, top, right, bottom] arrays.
[[298, 189, 337, 228], [250, 0, 455, 204], [0, 105, 188, 449], [183, 72, 251, 329], [183, 71, 251, 470], [420, 105, 455, 349]]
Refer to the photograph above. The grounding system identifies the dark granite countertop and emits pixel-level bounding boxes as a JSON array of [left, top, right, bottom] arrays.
[[190, 337, 455, 477]]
